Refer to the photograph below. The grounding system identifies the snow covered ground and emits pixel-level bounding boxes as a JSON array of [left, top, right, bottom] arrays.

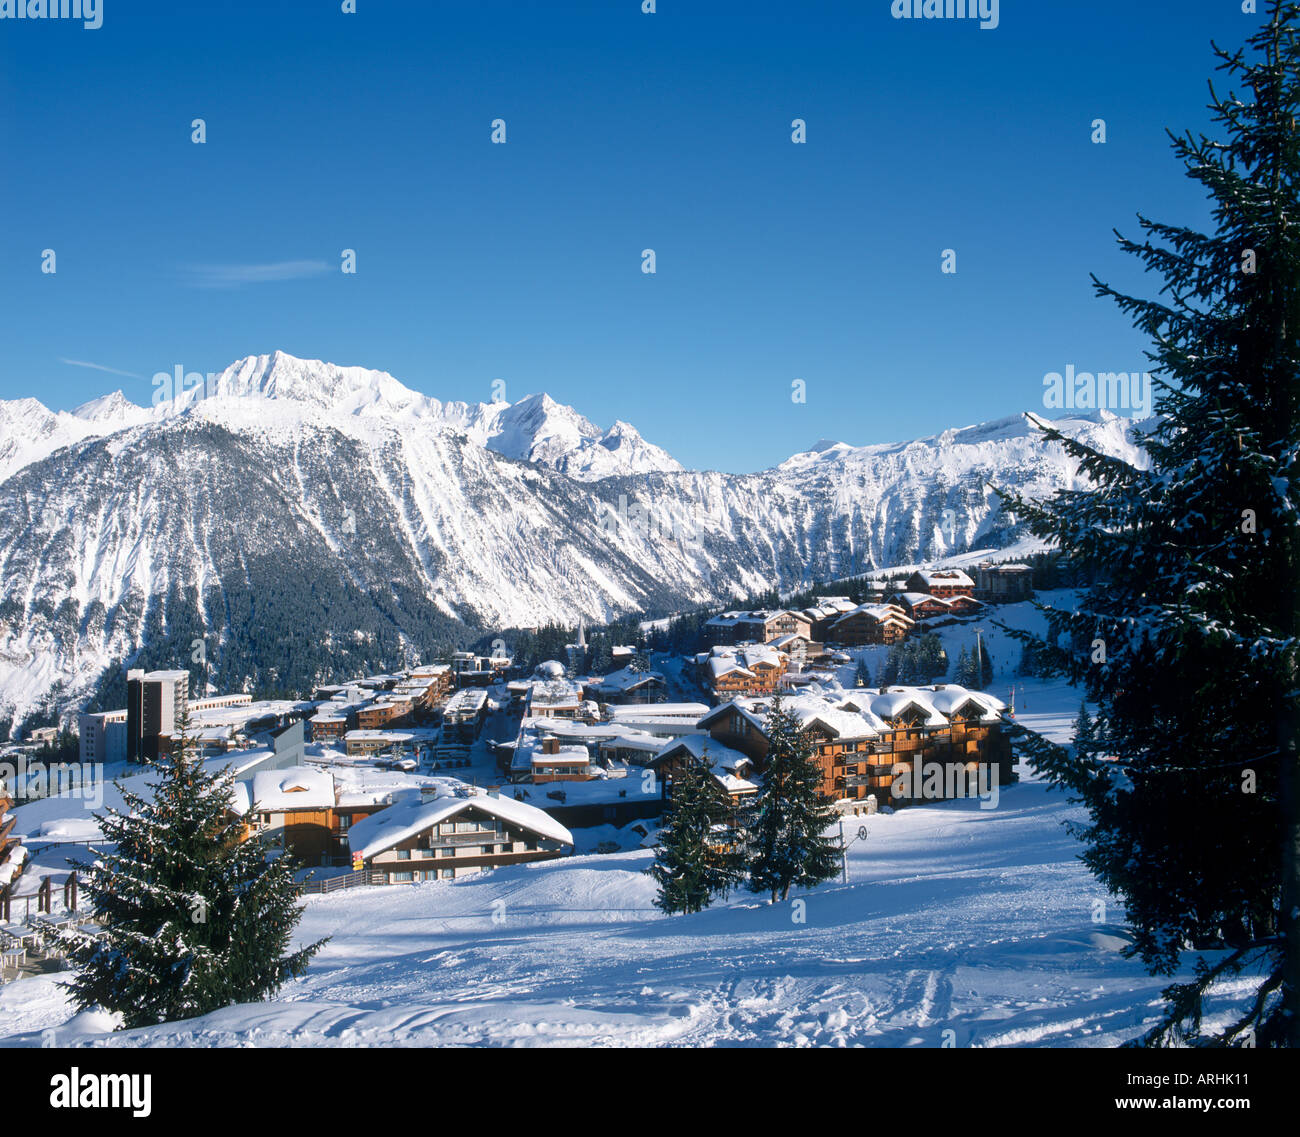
[[0, 768, 1180, 1048], [0, 663, 1203, 1049], [0, 593, 1255, 1048]]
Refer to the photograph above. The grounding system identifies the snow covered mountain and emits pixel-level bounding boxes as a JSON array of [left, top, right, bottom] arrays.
[[0, 352, 1146, 728]]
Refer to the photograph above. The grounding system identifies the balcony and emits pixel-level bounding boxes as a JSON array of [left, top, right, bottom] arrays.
[[419, 829, 508, 849]]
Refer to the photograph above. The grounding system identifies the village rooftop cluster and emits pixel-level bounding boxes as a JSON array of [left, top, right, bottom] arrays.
[[1, 559, 1032, 953]]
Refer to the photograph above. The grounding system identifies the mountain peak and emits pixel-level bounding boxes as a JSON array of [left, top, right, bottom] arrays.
[[72, 389, 139, 422]]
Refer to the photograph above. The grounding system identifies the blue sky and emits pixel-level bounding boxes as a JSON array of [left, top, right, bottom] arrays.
[[0, 0, 1259, 472]]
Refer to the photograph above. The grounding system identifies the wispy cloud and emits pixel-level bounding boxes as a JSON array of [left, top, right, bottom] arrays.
[[183, 260, 332, 289], [60, 358, 147, 380]]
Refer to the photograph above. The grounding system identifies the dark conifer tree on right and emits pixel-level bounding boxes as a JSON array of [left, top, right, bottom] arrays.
[[1001, 3, 1300, 1047]]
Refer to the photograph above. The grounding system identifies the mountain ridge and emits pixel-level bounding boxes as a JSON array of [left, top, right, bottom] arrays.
[[0, 352, 1148, 730]]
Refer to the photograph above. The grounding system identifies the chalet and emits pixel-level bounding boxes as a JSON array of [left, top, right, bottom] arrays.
[[346, 784, 573, 882], [240, 766, 391, 865], [697, 701, 772, 766], [650, 735, 759, 802], [892, 592, 954, 620], [390, 665, 453, 711], [973, 562, 1034, 603], [698, 644, 789, 698], [699, 684, 1013, 810], [943, 593, 986, 616], [769, 632, 816, 657], [800, 598, 860, 642], [703, 609, 813, 647], [307, 705, 359, 742], [356, 697, 415, 731], [826, 603, 915, 646], [904, 569, 975, 599]]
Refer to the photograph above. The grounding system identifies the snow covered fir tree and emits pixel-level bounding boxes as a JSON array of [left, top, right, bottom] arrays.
[[1003, 1, 1300, 1047], [747, 698, 843, 904], [648, 751, 745, 915], [51, 707, 326, 1030]]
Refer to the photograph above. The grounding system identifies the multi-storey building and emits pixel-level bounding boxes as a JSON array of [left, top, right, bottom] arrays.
[[699, 684, 1014, 811], [124, 669, 190, 762]]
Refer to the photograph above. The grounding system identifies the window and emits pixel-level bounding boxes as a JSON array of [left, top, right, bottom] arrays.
[[482, 845, 494, 856], [441, 847, 454, 858], [397, 849, 411, 860], [336, 813, 352, 833], [393, 871, 414, 882], [440, 868, 453, 879]]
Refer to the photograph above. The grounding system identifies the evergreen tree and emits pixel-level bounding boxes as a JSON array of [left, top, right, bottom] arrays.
[[976, 640, 994, 689], [1001, 4, 1300, 1046], [648, 753, 744, 914], [747, 698, 843, 903], [51, 706, 326, 1029], [880, 643, 902, 687], [587, 637, 613, 676], [1073, 701, 1100, 764], [855, 657, 873, 688], [954, 645, 974, 687]]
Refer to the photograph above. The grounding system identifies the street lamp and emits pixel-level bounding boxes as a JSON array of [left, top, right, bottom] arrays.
[[839, 821, 869, 883]]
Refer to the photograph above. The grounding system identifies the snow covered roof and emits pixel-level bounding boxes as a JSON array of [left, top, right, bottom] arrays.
[[654, 734, 752, 774], [607, 703, 708, 722], [708, 657, 755, 680], [830, 603, 914, 628], [896, 591, 951, 607], [591, 666, 665, 692], [346, 785, 573, 860], [781, 696, 886, 740], [653, 735, 758, 795], [250, 765, 335, 812], [925, 684, 1007, 721], [911, 569, 975, 588], [599, 733, 666, 753]]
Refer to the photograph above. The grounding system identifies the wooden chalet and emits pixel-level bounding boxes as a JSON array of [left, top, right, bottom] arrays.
[[346, 787, 573, 882], [826, 603, 915, 646], [650, 734, 759, 803], [904, 569, 976, 599], [892, 592, 954, 620], [238, 766, 390, 866], [699, 645, 788, 698], [699, 685, 1014, 810], [704, 609, 813, 647], [799, 598, 860, 642]]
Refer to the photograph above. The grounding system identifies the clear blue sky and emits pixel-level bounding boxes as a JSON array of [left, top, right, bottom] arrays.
[[0, 0, 1257, 472]]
